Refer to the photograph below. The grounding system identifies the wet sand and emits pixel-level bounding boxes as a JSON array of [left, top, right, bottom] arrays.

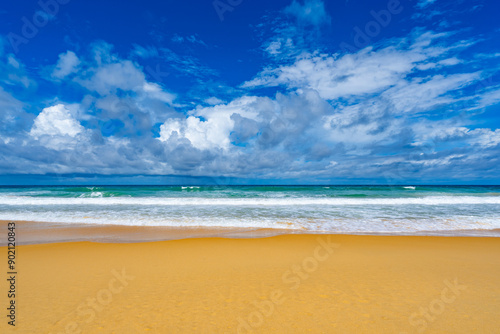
[[1, 220, 499, 246]]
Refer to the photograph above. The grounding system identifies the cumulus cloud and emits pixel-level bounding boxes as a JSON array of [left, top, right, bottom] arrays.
[[0, 11, 499, 182], [29, 104, 88, 150], [61, 45, 177, 139], [159, 96, 266, 150], [30, 104, 84, 138], [155, 89, 337, 178]]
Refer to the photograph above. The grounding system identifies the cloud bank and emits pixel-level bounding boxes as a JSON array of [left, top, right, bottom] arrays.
[[0, 0, 499, 183]]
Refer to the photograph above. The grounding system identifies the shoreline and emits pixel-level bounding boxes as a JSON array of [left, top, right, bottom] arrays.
[[1, 220, 500, 246], [1, 233, 499, 333]]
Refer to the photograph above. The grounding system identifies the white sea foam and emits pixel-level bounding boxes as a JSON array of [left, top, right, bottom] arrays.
[[0, 211, 499, 234], [1, 195, 500, 206], [1, 188, 499, 235]]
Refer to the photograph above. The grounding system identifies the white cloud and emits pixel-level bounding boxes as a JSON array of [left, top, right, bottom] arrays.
[[243, 46, 423, 99], [69, 46, 177, 107], [383, 72, 481, 113], [243, 30, 480, 108], [438, 57, 461, 66], [77, 60, 146, 95], [204, 97, 225, 105], [30, 104, 85, 146], [479, 88, 500, 108], [322, 103, 404, 146], [411, 154, 466, 167], [1, 26, 498, 180], [141, 82, 176, 104], [264, 38, 294, 56], [412, 122, 500, 149], [470, 128, 500, 148], [52, 51, 80, 79], [159, 96, 265, 150], [158, 115, 233, 150]]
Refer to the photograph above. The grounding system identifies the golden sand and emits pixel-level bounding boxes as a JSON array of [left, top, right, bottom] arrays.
[[1, 232, 500, 333]]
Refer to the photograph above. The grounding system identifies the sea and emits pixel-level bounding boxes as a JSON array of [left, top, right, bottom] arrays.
[[1, 185, 500, 236]]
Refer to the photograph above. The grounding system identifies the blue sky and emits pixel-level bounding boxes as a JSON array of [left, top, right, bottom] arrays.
[[0, 0, 500, 184]]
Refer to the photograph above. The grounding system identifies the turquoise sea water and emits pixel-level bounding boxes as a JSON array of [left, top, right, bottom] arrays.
[[1, 185, 499, 235]]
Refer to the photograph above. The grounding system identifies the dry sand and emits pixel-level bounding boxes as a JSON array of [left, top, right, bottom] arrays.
[[1, 225, 499, 333]]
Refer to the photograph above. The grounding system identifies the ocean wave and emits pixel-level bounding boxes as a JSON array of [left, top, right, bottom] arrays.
[[1, 212, 499, 235], [1, 195, 500, 206]]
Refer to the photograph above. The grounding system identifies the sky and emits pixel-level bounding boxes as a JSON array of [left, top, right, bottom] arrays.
[[0, 0, 499, 185]]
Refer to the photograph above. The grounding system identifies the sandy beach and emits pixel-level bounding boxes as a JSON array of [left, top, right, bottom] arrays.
[[1, 222, 499, 333], [1, 0, 499, 331]]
